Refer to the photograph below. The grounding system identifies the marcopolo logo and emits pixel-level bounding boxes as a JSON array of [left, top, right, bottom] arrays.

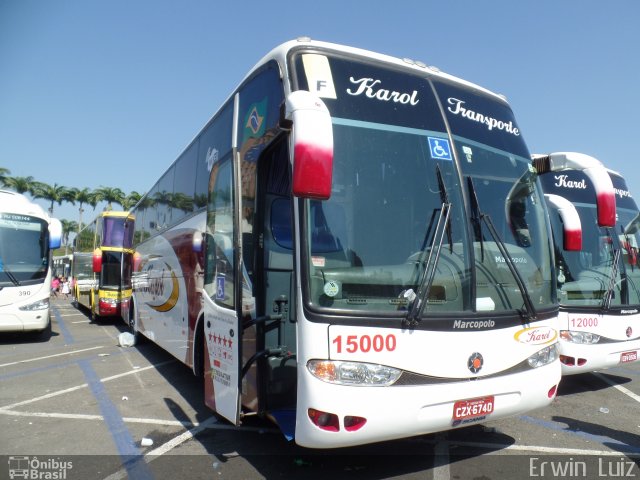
[[8, 456, 73, 479], [453, 319, 496, 329]]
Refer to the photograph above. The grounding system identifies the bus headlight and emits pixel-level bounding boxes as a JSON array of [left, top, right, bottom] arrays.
[[307, 360, 401, 386], [19, 297, 50, 311], [560, 330, 601, 344], [527, 344, 558, 368]]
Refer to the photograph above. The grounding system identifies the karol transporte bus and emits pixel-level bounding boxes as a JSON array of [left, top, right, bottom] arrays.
[[72, 211, 135, 321], [0, 190, 62, 333], [126, 39, 615, 448], [539, 154, 640, 374]]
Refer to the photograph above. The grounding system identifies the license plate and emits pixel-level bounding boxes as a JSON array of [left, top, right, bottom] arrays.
[[453, 396, 495, 421], [620, 351, 638, 363]]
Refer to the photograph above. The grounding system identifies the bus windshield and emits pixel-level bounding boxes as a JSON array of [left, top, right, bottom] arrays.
[[543, 171, 640, 308], [101, 251, 124, 288], [0, 213, 49, 286], [102, 216, 133, 248], [294, 53, 554, 318]]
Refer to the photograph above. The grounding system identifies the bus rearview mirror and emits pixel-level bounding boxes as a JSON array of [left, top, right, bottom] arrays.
[[92, 248, 103, 273], [283, 90, 334, 200], [544, 194, 583, 251], [49, 218, 62, 250]]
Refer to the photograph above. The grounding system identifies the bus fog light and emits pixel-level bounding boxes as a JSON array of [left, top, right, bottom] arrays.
[[308, 408, 340, 431], [19, 298, 50, 311], [560, 330, 600, 344], [527, 344, 558, 368], [307, 360, 401, 386], [344, 415, 367, 431]]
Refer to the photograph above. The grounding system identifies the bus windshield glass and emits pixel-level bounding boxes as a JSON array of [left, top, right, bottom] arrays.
[[102, 217, 133, 248], [542, 171, 640, 307], [101, 251, 124, 288], [0, 213, 49, 286], [293, 51, 554, 318]]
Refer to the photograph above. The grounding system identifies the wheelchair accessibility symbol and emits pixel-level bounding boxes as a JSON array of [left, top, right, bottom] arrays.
[[216, 276, 225, 301], [428, 137, 453, 161]]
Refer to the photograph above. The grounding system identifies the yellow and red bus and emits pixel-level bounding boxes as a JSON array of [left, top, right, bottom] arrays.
[[72, 211, 135, 321]]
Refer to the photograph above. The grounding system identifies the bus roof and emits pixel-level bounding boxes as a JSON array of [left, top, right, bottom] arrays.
[[0, 189, 50, 220], [135, 38, 516, 210], [249, 38, 508, 101]]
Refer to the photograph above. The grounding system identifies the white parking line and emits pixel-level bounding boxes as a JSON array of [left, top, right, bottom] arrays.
[[102, 416, 233, 480], [0, 360, 174, 410], [440, 439, 640, 457], [0, 409, 197, 427], [0, 346, 105, 368], [593, 372, 640, 403]]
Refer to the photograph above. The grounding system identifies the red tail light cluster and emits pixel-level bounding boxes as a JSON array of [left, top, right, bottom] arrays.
[[560, 355, 587, 367], [308, 408, 367, 432]]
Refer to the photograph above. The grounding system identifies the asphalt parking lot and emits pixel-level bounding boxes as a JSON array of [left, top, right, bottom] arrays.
[[1, 297, 639, 480]]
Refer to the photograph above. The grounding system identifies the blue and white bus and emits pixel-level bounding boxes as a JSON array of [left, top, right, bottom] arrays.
[[0, 190, 62, 333]]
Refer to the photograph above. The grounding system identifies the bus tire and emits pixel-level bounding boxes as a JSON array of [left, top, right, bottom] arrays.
[[128, 301, 143, 343]]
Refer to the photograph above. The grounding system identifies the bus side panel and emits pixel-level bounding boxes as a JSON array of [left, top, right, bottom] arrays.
[[133, 213, 205, 365]]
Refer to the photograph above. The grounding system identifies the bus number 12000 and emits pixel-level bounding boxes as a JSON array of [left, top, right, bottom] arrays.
[[570, 317, 598, 328], [332, 334, 397, 354]]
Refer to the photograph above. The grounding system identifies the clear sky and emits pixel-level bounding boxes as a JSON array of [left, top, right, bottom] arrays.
[[1, 0, 639, 231]]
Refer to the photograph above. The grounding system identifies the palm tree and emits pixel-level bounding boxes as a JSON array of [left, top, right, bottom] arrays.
[[0, 167, 10, 187], [2, 175, 37, 195], [69, 187, 96, 233], [94, 186, 125, 211], [32, 182, 74, 215], [122, 191, 143, 211], [60, 219, 78, 254]]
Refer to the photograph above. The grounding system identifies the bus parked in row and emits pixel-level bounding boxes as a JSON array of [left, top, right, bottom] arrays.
[[125, 39, 615, 448], [0, 190, 61, 333], [539, 156, 640, 374], [52, 254, 73, 279], [72, 211, 135, 321]]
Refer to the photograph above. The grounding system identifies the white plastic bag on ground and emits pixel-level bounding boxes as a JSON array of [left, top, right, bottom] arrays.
[[118, 332, 136, 347]]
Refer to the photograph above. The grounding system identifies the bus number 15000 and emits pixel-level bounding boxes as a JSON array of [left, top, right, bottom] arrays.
[[332, 334, 397, 354]]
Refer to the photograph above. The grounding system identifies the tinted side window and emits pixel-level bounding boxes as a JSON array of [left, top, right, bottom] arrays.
[[204, 157, 235, 309], [173, 140, 199, 220], [155, 166, 175, 230], [197, 102, 233, 208]]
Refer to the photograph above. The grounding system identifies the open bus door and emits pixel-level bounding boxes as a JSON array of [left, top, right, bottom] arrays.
[[202, 90, 333, 427]]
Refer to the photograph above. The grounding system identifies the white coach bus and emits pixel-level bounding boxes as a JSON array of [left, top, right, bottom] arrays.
[[126, 39, 615, 448], [539, 156, 640, 374], [0, 190, 62, 333]]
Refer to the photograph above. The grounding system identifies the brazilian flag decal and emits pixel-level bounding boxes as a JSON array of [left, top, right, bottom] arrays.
[[243, 98, 267, 142]]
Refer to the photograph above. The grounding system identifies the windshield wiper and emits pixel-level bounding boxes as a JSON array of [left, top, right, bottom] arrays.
[[435, 165, 453, 253], [467, 177, 537, 321], [404, 202, 451, 327], [602, 242, 621, 310], [1, 267, 21, 286]]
